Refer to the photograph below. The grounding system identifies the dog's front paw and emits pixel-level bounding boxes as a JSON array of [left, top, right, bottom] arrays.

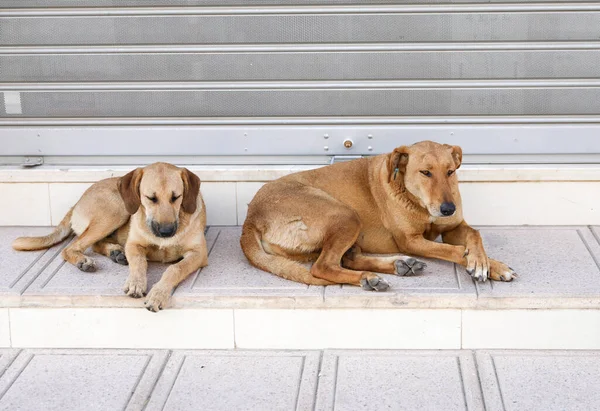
[[394, 257, 427, 276], [76, 257, 96, 272], [360, 273, 390, 292], [464, 248, 489, 282], [489, 259, 518, 282], [144, 284, 172, 312], [123, 275, 147, 298]]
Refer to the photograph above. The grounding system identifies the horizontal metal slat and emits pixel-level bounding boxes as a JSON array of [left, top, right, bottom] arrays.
[[3, 50, 600, 82], [4, 4, 600, 15], [4, 42, 600, 53], [1, 125, 600, 156], [3, 115, 600, 126], [3, 89, 600, 117], [2, 13, 600, 45], [1, 0, 595, 7]]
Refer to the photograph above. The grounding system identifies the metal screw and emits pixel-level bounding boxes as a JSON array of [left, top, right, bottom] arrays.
[[368, 146, 373, 151], [368, 134, 373, 139], [324, 146, 329, 151], [324, 134, 329, 139], [343, 139, 353, 149]]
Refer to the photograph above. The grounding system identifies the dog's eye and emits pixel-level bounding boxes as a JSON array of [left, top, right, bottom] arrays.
[[171, 194, 181, 203], [447, 170, 455, 176], [146, 196, 158, 203], [420, 170, 432, 177]]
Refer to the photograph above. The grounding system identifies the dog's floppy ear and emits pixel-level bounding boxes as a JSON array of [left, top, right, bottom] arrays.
[[181, 168, 201, 214], [445, 144, 463, 169], [118, 168, 144, 214], [389, 146, 410, 182]]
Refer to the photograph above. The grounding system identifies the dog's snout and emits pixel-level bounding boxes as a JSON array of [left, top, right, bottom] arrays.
[[440, 202, 456, 216], [151, 221, 178, 238]]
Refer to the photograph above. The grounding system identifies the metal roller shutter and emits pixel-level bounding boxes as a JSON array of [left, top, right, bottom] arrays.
[[1, 1, 600, 164]]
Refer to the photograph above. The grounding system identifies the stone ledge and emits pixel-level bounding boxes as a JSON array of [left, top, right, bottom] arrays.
[[1, 226, 600, 310], [2, 163, 600, 183]]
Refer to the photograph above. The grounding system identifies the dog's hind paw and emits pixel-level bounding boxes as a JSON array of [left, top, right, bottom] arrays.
[[360, 274, 390, 292], [109, 249, 128, 265], [394, 257, 427, 276], [76, 257, 96, 272]]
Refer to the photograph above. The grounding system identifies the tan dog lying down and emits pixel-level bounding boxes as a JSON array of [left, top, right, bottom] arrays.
[[13, 162, 208, 311], [241, 140, 516, 290]]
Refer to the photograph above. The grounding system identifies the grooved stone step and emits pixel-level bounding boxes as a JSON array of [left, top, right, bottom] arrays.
[[2, 226, 600, 350], [2, 226, 600, 309], [1, 349, 600, 411]]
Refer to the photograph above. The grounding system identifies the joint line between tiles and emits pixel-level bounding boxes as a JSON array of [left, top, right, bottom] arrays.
[[455, 356, 469, 411], [142, 350, 172, 411], [473, 351, 488, 411], [190, 229, 221, 289], [124, 355, 153, 411], [0, 352, 34, 401], [312, 351, 324, 411], [293, 355, 307, 411], [160, 355, 186, 411], [491, 355, 507, 411], [577, 228, 600, 271], [232, 309, 237, 349]]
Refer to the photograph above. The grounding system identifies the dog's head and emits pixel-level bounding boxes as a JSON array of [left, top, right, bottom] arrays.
[[118, 162, 201, 238], [389, 140, 462, 218]]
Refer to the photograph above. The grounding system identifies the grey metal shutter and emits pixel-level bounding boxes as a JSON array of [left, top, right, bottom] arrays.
[[2, 1, 600, 163]]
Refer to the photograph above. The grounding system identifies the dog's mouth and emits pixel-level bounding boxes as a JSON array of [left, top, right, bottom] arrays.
[[149, 221, 178, 238]]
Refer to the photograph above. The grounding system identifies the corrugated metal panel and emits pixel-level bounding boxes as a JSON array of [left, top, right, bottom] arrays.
[[1, 2, 600, 161], [3, 49, 600, 82], [3, 12, 600, 45]]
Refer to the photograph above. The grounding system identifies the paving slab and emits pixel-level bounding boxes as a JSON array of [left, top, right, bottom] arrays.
[[0, 349, 168, 411], [175, 227, 325, 308], [145, 350, 320, 411], [475, 227, 600, 308], [477, 350, 600, 411], [0, 227, 66, 304], [315, 350, 484, 411]]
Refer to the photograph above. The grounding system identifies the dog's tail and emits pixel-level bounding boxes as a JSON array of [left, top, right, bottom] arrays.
[[12, 207, 74, 251], [240, 223, 333, 286]]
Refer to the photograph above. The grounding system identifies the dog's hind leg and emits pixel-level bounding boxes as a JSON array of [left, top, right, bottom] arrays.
[[310, 210, 389, 292], [62, 221, 123, 272], [342, 245, 427, 276], [92, 239, 128, 265]]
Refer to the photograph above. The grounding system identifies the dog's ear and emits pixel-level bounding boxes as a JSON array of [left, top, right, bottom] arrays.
[[118, 168, 144, 214], [389, 146, 410, 182], [181, 168, 201, 214], [445, 144, 463, 169]]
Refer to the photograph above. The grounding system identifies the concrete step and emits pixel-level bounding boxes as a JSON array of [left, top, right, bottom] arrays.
[[1, 348, 599, 411], [1, 226, 600, 350]]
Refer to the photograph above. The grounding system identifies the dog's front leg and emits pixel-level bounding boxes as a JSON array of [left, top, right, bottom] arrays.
[[123, 243, 148, 298], [145, 249, 207, 312], [396, 233, 468, 266], [442, 221, 516, 282]]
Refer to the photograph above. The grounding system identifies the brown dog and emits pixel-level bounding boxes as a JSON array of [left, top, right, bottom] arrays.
[[13, 162, 208, 311], [241, 140, 516, 290]]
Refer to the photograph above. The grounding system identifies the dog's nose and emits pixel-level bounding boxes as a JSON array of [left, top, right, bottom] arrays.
[[440, 202, 456, 216], [152, 222, 177, 238]]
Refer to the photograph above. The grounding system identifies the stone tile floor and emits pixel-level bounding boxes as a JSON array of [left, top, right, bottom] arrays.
[[1, 226, 600, 309], [0, 348, 599, 411]]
